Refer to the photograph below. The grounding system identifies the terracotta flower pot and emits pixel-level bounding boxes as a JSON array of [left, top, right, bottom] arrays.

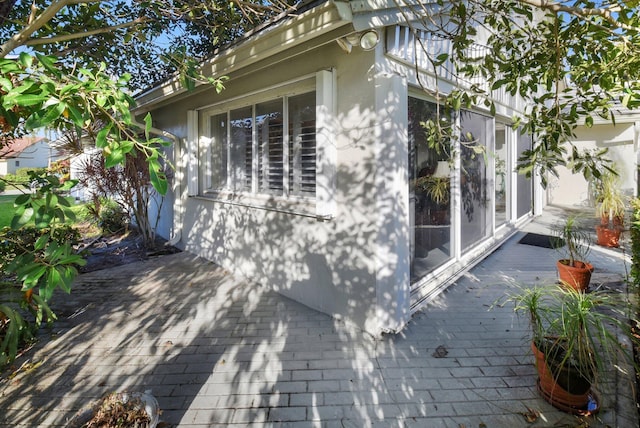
[[532, 341, 598, 415], [556, 260, 593, 291], [595, 225, 622, 248]]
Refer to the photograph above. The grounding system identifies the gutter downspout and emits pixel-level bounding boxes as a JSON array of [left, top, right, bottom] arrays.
[[131, 119, 183, 247]]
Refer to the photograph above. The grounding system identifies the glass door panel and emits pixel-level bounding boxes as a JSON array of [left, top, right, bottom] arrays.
[[460, 110, 490, 251], [494, 122, 508, 226], [408, 97, 452, 282]]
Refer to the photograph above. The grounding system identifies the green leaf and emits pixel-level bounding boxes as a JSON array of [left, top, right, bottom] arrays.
[[150, 166, 168, 195], [14, 194, 31, 206], [585, 115, 594, 127], [66, 106, 85, 127], [47, 268, 62, 290], [34, 206, 53, 229], [18, 52, 33, 68], [11, 207, 34, 229], [95, 125, 111, 148], [35, 54, 60, 76], [144, 112, 153, 140], [34, 235, 49, 251], [14, 94, 47, 107], [104, 148, 125, 168]]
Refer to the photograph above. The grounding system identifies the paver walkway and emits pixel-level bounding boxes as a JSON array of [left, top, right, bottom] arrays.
[[0, 207, 637, 427]]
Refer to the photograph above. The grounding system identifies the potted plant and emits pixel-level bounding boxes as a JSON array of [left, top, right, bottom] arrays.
[[593, 170, 626, 247], [552, 216, 593, 291], [415, 175, 450, 225], [505, 284, 635, 415]]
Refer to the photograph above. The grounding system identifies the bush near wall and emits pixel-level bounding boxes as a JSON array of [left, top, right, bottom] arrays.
[[2, 167, 48, 188]]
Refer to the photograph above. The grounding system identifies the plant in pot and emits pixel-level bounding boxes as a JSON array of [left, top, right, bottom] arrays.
[[593, 170, 626, 248], [552, 215, 593, 291], [505, 283, 636, 415], [415, 174, 450, 225]]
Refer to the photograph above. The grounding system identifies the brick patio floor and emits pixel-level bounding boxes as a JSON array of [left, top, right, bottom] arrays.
[[0, 206, 637, 427]]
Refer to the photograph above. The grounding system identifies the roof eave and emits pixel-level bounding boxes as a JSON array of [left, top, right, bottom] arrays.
[[134, 0, 355, 113]]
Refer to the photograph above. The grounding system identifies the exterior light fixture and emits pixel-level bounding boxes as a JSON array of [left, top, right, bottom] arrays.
[[359, 30, 379, 51], [336, 30, 380, 53]]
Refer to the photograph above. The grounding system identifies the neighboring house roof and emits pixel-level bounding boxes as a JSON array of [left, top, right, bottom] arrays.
[[0, 137, 45, 159]]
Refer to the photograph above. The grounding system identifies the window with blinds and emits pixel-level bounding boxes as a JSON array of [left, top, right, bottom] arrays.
[[289, 93, 316, 197], [206, 91, 316, 199], [257, 100, 284, 194], [230, 107, 253, 192]]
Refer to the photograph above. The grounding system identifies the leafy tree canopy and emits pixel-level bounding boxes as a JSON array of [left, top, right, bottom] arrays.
[[0, 0, 296, 90], [398, 0, 640, 184]]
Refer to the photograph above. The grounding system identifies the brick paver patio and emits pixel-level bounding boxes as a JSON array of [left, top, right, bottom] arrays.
[[0, 207, 637, 427]]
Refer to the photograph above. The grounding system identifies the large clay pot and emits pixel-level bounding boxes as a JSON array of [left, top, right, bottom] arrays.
[[595, 225, 621, 248], [532, 341, 598, 415], [556, 260, 593, 291]]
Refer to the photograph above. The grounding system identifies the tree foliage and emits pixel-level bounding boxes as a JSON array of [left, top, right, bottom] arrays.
[[0, 0, 295, 90], [0, 0, 295, 369], [1, 0, 640, 368], [398, 0, 640, 184]]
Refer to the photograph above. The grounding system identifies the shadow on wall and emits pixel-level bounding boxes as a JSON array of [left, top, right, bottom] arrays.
[[0, 89, 420, 427], [181, 91, 409, 335]]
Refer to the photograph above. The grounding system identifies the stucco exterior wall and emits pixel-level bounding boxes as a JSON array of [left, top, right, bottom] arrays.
[[547, 122, 637, 207], [148, 42, 407, 334]]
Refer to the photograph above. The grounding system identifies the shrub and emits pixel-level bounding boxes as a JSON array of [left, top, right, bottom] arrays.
[[0, 225, 82, 368], [2, 167, 48, 189], [0, 180, 5, 193], [0, 225, 81, 271], [84, 197, 129, 234]]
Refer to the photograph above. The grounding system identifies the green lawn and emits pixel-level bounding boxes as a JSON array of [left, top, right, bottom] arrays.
[[0, 195, 17, 229], [0, 194, 86, 229]]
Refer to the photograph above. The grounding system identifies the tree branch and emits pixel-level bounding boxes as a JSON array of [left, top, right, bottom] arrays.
[[517, 0, 636, 31], [0, 0, 102, 58], [23, 17, 147, 47]]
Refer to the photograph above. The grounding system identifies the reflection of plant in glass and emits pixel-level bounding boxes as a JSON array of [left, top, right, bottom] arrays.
[[415, 176, 450, 205], [460, 143, 487, 221]]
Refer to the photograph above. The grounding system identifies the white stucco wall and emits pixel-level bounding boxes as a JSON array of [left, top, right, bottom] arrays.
[[546, 122, 637, 207], [147, 41, 409, 334]]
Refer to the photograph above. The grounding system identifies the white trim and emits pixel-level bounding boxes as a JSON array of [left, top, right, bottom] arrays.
[[315, 68, 337, 220], [187, 110, 199, 196], [198, 74, 316, 113]]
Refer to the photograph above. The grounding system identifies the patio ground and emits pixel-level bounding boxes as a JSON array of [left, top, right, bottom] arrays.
[[0, 206, 636, 427]]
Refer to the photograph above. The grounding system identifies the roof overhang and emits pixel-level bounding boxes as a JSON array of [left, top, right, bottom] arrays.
[[134, 0, 357, 114]]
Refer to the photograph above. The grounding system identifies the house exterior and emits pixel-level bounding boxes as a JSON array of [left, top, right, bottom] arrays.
[[134, 0, 542, 335], [0, 137, 53, 176], [546, 106, 639, 208]]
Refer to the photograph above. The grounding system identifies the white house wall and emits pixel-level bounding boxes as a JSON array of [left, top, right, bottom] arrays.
[[547, 122, 637, 207], [148, 42, 408, 334]]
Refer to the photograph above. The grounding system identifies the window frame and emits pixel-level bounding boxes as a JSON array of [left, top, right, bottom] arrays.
[[191, 71, 335, 219]]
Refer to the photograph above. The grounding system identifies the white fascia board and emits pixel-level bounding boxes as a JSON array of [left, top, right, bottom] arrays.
[[577, 112, 640, 126], [135, 1, 353, 113], [349, 0, 441, 31]]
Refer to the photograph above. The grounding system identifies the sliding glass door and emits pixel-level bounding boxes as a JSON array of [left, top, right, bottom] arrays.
[[408, 97, 452, 281]]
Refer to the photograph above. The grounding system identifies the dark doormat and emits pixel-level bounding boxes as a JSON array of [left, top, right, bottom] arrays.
[[518, 232, 563, 249]]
